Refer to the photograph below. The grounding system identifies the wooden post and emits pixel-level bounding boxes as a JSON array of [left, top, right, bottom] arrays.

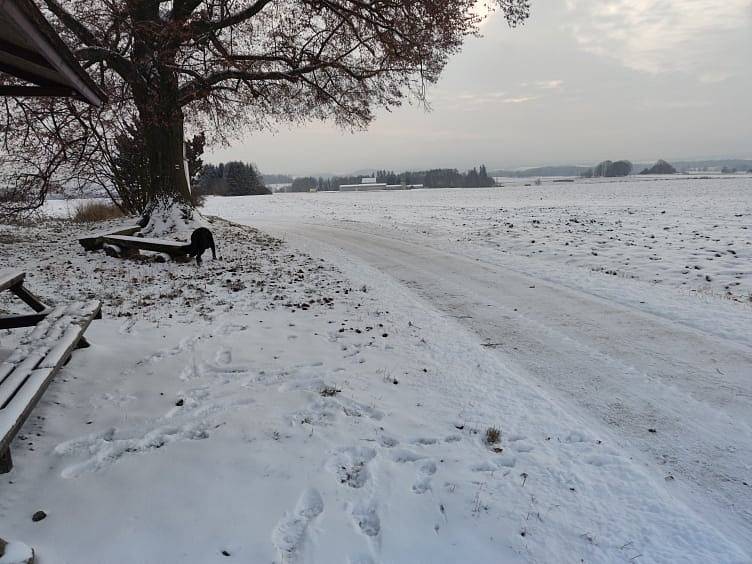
[[11, 283, 49, 312], [0, 448, 12, 474]]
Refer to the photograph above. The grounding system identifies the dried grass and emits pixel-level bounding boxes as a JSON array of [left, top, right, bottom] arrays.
[[485, 426, 501, 445], [72, 201, 124, 223]]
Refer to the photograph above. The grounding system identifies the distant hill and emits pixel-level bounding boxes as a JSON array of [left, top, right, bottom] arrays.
[[490, 165, 591, 178], [262, 174, 293, 184], [671, 159, 752, 172], [264, 159, 752, 183], [491, 159, 752, 177]]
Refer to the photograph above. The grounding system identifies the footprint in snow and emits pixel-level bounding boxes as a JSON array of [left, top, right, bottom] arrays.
[[390, 449, 425, 463], [55, 395, 252, 478], [328, 447, 377, 489], [412, 460, 437, 494], [271, 488, 324, 562], [217, 322, 248, 335], [214, 347, 232, 365], [337, 398, 384, 420], [54, 421, 211, 478], [512, 442, 534, 453], [350, 499, 381, 537], [118, 318, 136, 335], [378, 435, 399, 448], [470, 455, 516, 473], [412, 437, 438, 446]]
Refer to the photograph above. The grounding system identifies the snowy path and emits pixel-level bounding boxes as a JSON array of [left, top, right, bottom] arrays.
[[3, 211, 751, 561], [249, 219, 752, 553]]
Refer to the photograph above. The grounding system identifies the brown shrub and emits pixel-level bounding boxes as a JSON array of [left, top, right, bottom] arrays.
[[72, 201, 124, 222]]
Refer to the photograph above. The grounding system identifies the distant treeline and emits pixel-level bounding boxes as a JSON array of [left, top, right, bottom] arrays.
[[491, 165, 591, 178], [639, 160, 676, 175], [197, 162, 270, 196], [580, 159, 683, 177], [286, 165, 495, 192], [581, 160, 634, 178]]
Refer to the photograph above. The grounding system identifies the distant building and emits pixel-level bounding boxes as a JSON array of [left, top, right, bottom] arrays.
[[339, 177, 423, 192], [386, 184, 423, 190], [339, 182, 388, 192]]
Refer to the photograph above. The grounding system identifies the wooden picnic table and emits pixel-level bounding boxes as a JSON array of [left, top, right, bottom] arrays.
[[0, 270, 101, 473]]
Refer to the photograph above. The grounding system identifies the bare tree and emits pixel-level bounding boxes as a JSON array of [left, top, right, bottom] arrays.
[[2, 0, 529, 221]]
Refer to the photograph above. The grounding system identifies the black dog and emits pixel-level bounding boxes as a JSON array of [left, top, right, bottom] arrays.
[[184, 227, 217, 265]]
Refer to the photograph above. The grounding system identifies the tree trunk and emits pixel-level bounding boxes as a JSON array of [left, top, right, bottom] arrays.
[[140, 105, 191, 206], [131, 54, 192, 209]]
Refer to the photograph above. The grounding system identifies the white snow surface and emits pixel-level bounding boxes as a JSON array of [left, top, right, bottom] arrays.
[[0, 177, 749, 563], [0, 540, 34, 564], [140, 201, 210, 240]]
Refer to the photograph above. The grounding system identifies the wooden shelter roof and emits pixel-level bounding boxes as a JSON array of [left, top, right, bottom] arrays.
[[0, 0, 104, 105]]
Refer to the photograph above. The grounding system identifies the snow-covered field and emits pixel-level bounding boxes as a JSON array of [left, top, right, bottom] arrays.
[[0, 177, 750, 563], [207, 175, 752, 304]]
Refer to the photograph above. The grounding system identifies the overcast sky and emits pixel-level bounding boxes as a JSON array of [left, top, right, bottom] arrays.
[[207, 0, 752, 175]]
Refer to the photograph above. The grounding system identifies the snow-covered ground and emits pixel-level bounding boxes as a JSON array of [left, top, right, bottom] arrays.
[[0, 177, 750, 563], [207, 175, 752, 303]]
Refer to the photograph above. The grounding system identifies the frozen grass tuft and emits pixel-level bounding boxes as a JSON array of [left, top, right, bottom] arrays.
[[72, 200, 124, 222], [319, 386, 342, 397], [485, 426, 501, 445]]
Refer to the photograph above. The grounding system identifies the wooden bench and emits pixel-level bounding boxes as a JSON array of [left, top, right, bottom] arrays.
[[0, 271, 101, 473], [78, 224, 141, 251], [100, 234, 189, 260]]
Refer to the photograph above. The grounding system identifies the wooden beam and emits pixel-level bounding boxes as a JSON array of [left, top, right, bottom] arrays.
[[0, 59, 69, 87], [0, 270, 25, 292], [0, 84, 75, 97], [0, 37, 53, 69], [11, 283, 49, 312], [2, 0, 104, 106], [0, 313, 49, 330], [102, 235, 189, 257], [79, 225, 141, 251]]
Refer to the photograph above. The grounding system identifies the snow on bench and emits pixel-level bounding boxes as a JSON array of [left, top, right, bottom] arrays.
[[0, 300, 101, 473], [78, 224, 142, 251], [100, 234, 189, 259]]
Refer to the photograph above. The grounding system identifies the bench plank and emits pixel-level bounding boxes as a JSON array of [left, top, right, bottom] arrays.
[[0, 362, 15, 385], [0, 366, 55, 451], [0, 350, 47, 409], [39, 325, 82, 369], [101, 235, 188, 256], [79, 225, 141, 251], [25, 304, 68, 343]]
